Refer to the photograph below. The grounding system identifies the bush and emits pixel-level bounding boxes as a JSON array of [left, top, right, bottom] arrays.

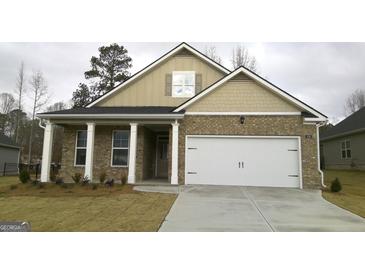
[[99, 171, 107, 184], [31, 180, 40, 186], [50, 170, 56, 182], [91, 184, 98, 190], [105, 179, 114, 187], [10, 184, 18, 190], [72, 173, 82, 184], [19, 170, 30, 184], [330, 178, 342, 193], [55, 177, 64, 185], [121, 171, 128, 185], [37, 183, 46, 189], [81, 176, 90, 186]]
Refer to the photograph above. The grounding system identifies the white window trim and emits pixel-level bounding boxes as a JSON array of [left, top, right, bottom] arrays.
[[341, 139, 351, 159], [74, 130, 87, 167], [172, 71, 196, 98], [111, 130, 130, 167]]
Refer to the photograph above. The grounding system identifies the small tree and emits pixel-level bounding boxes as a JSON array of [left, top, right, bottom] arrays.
[[330, 178, 342, 193]]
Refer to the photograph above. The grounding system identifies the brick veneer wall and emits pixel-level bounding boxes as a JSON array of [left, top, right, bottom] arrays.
[[177, 115, 322, 189], [60, 125, 148, 183]]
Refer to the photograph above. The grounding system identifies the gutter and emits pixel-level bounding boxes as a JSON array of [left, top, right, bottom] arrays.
[[316, 121, 327, 188], [36, 113, 185, 120], [38, 118, 46, 129]]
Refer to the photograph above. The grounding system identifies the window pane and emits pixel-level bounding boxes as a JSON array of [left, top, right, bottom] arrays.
[[172, 74, 184, 85], [342, 150, 346, 158], [112, 149, 128, 166], [346, 140, 351, 148], [76, 148, 86, 165], [113, 131, 129, 148], [184, 73, 195, 85], [183, 86, 195, 96], [347, 150, 351, 158], [77, 131, 87, 147], [341, 142, 346, 149], [172, 85, 185, 96]]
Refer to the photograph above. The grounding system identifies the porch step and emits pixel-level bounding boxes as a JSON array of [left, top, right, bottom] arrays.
[[133, 185, 181, 194]]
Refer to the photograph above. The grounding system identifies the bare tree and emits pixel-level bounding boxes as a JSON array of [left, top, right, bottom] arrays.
[[0, 93, 16, 135], [28, 71, 48, 164], [345, 89, 365, 115], [204, 45, 222, 64], [14, 62, 26, 143], [231, 44, 258, 72], [0, 93, 16, 114], [46, 101, 68, 112]]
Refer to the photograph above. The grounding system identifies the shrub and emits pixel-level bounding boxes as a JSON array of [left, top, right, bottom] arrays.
[[121, 171, 128, 185], [55, 177, 64, 185], [37, 183, 46, 189], [50, 170, 56, 182], [105, 179, 114, 187], [31, 180, 40, 186], [91, 184, 98, 190], [72, 173, 82, 184], [99, 171, 107, 184], [10, 184, 18, 190], [330, 178, 342, 193], [19, 170, 30, 184], [81, 176, 90, 186]]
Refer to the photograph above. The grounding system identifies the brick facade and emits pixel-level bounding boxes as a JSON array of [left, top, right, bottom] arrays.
[[59, 115, 321, 189], [177, 115, 322, 189]]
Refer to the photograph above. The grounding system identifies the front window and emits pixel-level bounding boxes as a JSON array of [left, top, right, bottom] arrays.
[[75, 130, 87, 166], [172, 71, 195, 98], [112, 130, 129, 166], [341, 140, 351, 159]]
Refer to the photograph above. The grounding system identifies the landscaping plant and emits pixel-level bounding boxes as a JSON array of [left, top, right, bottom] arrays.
[[330, 178, 342, 193], [105, 179, 114, 187], [19, 170, 30, 184], [55, 177, 64, 185], [81, 176, 90, 186], [72, 173, 82, 184], [121, 171, 127, 185], [99, 171, 107, 184]]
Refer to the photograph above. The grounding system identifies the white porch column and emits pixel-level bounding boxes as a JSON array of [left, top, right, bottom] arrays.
[[128, 123, 138, 184], [84, 122, 95, 182], [40, 121, 55, 182], [171, 121, 179, 185]]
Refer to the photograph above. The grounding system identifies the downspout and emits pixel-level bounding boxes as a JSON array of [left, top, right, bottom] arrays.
[[316, 121, 326, 188], [38, 118, 46, 129]]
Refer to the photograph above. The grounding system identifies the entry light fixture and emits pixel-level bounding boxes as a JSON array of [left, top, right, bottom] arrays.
[[240, 115, 245, 124]]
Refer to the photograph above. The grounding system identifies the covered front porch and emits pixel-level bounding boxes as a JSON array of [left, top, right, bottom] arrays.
[[38, 108, 183, 185]]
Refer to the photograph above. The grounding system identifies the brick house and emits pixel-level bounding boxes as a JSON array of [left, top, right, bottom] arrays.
[[37, 42, 327, 188]]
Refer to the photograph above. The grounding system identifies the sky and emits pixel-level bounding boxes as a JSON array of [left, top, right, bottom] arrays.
[[0, 42, 364, 123]]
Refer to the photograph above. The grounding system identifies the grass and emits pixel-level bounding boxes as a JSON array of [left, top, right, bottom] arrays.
[[322, 170, 365, 218], [0, 176, 176, 231]]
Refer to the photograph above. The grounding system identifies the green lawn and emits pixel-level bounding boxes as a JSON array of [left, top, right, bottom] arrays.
[[0, 176, 176, 232], [323, 170, 365, 218]]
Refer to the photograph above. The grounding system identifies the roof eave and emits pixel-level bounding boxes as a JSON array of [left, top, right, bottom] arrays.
[[36, 113, 185, 120], [320, 127, 365, 141]]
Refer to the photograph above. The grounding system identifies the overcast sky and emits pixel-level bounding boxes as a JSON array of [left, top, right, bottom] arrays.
[[0, 42, 364, 123]]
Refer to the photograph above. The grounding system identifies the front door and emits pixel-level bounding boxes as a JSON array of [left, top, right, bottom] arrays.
[[156, 136, 169, 178]]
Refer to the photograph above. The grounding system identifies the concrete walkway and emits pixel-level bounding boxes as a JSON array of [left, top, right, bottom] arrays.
[[157, 185, 365, 232]]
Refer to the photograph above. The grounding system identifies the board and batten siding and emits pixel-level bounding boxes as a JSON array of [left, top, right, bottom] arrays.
[[96, 54, 225, 107], [186, 77, 302, 113]]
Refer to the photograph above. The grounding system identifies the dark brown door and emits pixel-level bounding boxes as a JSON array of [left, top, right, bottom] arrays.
[[156, 137, 168, 178]]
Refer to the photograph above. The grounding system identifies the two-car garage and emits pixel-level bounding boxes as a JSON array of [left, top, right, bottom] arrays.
[[185, 136, 302, 188]]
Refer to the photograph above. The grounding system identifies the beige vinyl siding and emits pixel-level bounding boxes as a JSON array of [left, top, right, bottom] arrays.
[[96, 55, 225, 107], [186, 78, 302, 112]]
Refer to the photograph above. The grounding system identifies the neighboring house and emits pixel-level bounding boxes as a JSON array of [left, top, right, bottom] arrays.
[[320, 107, 365, 170], [37, 42, 327, 189], [0, 133, 20, 176]]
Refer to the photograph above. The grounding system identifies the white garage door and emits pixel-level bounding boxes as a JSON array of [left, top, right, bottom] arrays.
[[185, 136, 301, 188]]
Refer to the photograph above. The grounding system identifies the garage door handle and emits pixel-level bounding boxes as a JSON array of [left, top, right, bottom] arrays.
[[288, 175, 299, 177], [188, 172, 197, 175]]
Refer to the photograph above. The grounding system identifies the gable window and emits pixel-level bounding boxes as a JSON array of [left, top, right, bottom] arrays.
[[75, 130, 87, 166], [172, 71, 195, 98], [341, 140, 351, 159], [112, 130, 129, 166]]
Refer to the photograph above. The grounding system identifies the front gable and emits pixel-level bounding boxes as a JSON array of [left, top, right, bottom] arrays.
[[186, 72, 301, 113], [90, 43, 228, 108]]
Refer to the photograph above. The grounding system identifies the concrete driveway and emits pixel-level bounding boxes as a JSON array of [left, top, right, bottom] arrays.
[[157, 185, 365, 232]]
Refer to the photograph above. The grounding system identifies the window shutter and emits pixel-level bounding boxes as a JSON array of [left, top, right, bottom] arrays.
[[195, 73, 202, 93], [165, 74, 172, 96]]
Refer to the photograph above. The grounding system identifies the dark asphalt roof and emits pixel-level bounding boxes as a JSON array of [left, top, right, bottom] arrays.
[[321, 107, 365, 140], [39, 106, 185, 115], [0, 133, 19, 148]]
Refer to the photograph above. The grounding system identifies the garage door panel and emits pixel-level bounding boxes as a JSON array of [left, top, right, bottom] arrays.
[[185, 136, 300, 188]]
